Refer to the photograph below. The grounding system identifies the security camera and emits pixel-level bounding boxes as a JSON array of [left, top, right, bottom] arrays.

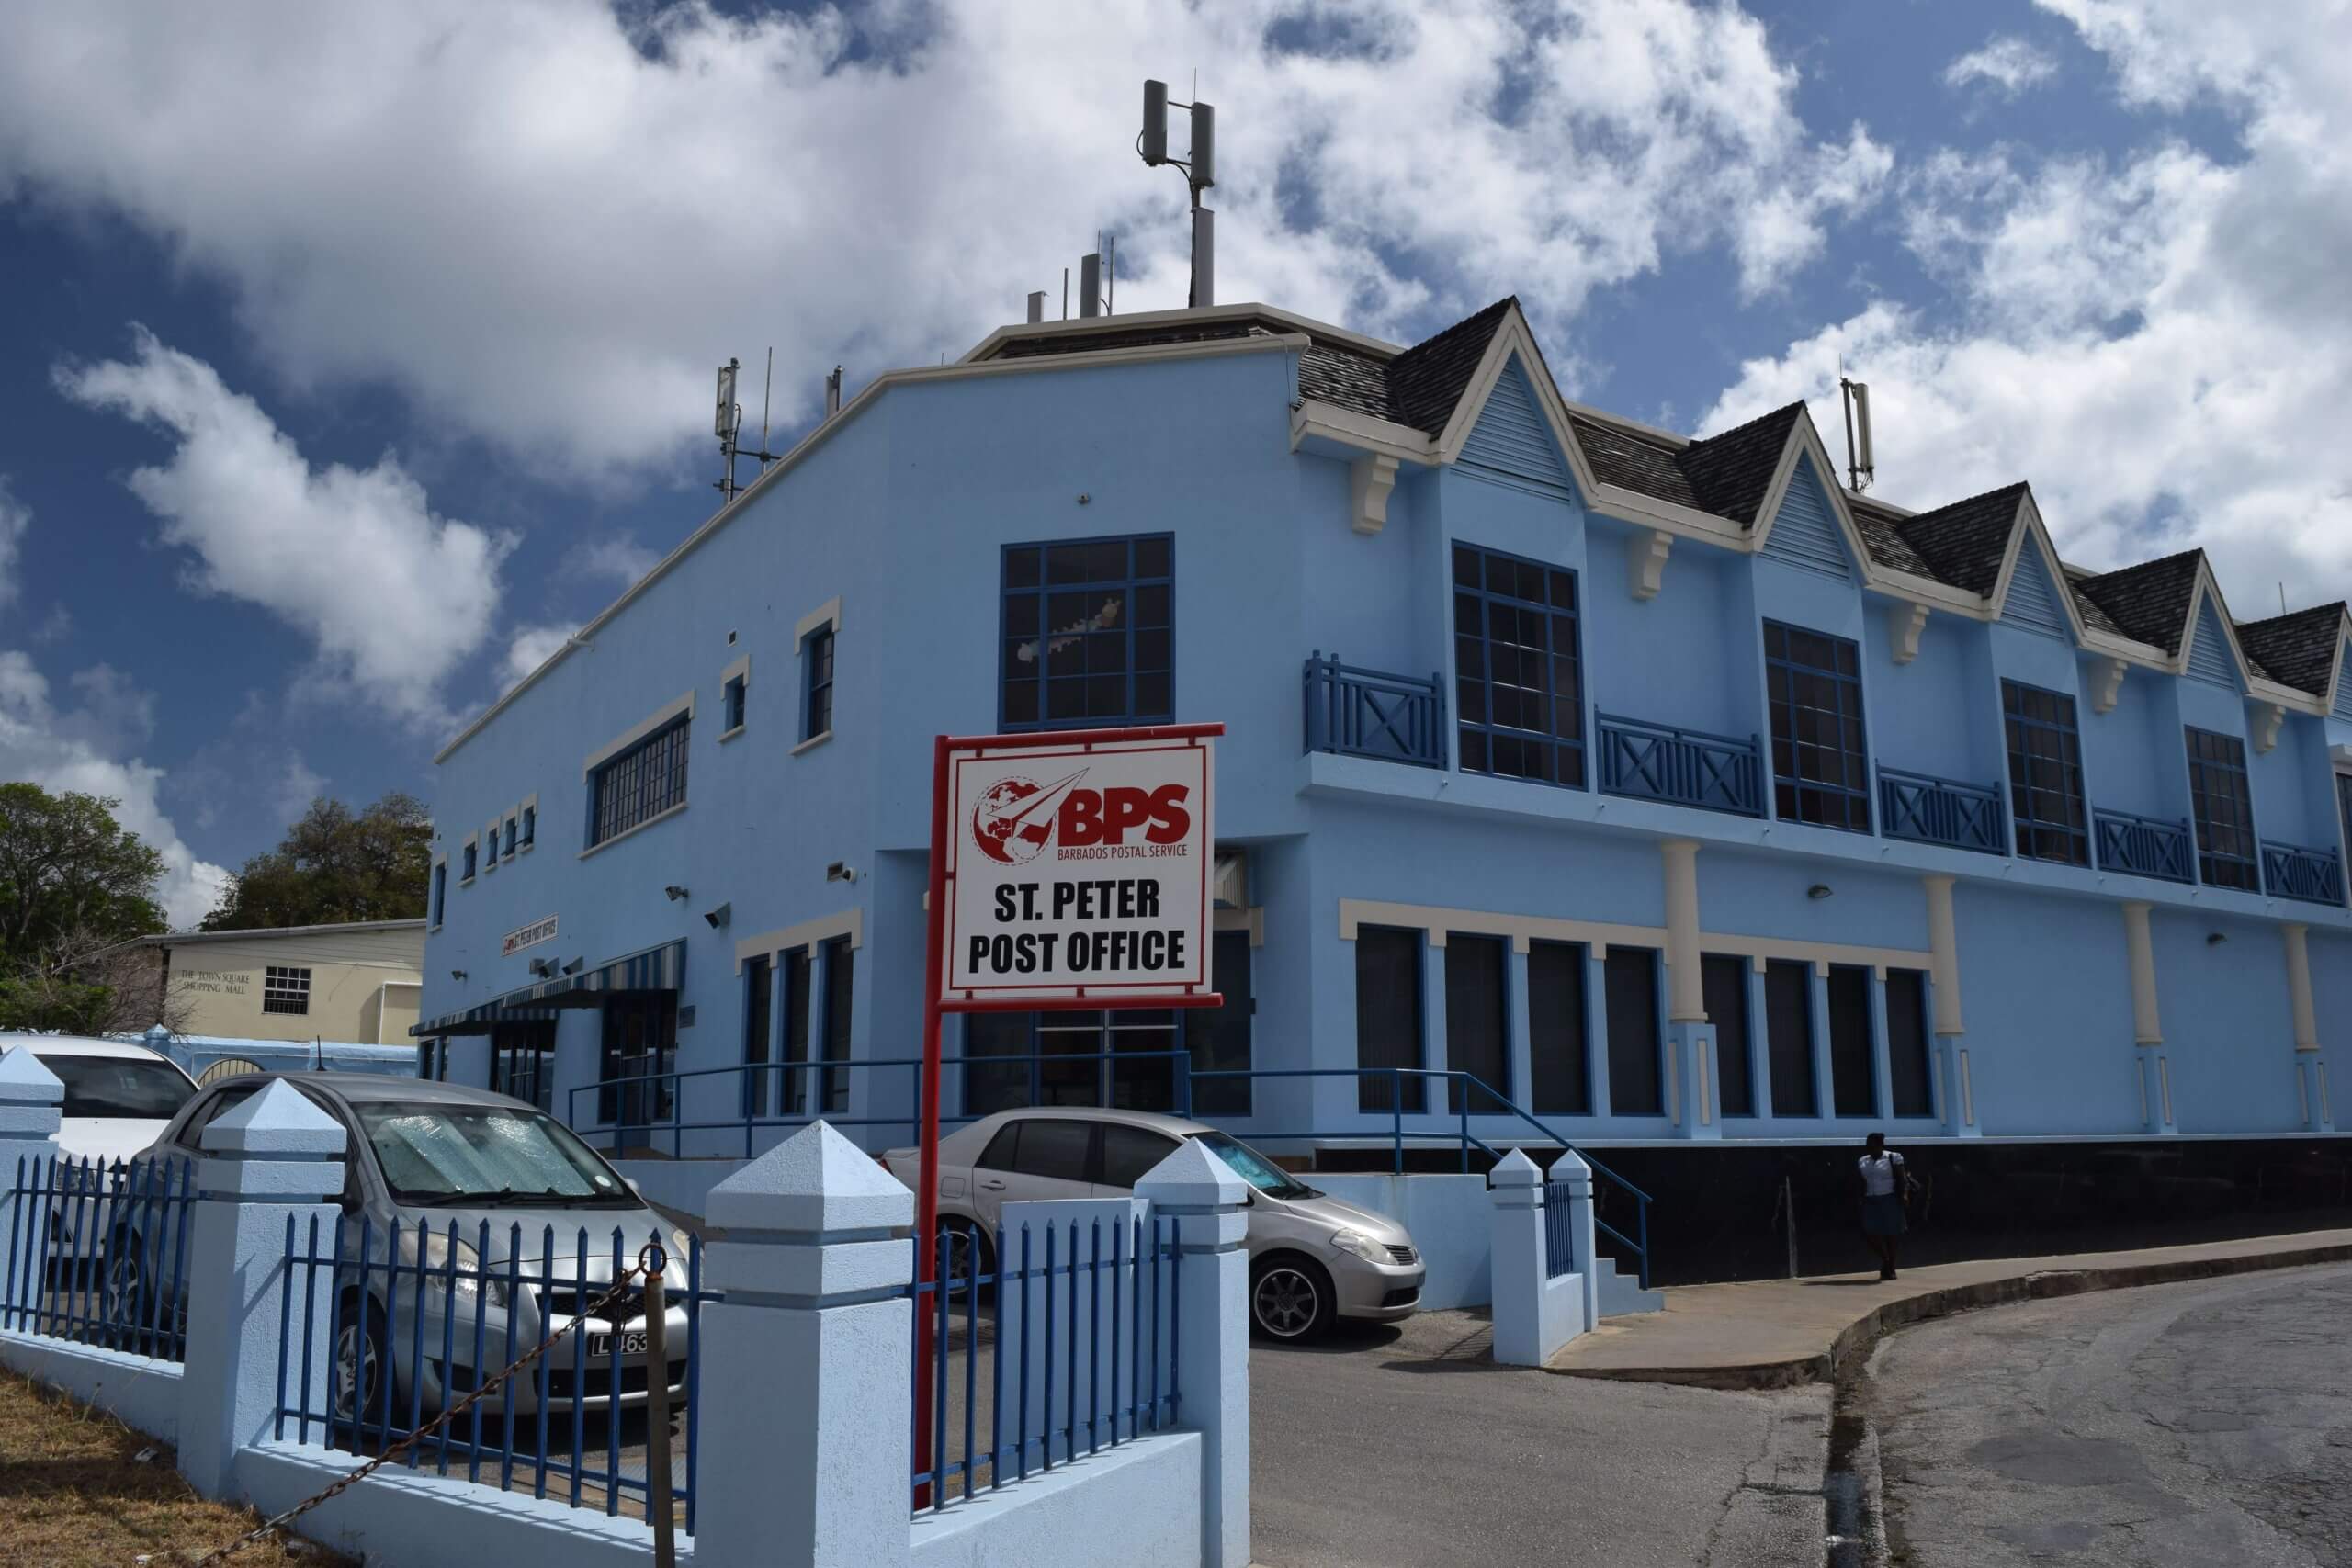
[[664, 885, 690, 901], [528, 957, 556, 978], [704, 902, 732, 930], [826, 862, 858, 884]]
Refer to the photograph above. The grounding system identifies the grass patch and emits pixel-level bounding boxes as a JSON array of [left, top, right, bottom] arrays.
[[0, 1367, 354, 1567]]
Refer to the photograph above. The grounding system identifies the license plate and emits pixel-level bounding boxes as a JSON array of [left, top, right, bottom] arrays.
[[586, 1328, 648, 1359]]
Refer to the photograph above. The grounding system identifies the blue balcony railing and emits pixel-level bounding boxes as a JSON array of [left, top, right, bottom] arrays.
[[1877, 768, 2006, 854], [2262, 840, 2345, 906], [1302, 653, 1445, 769], [2094, 808, 2194, 884], [1596, 714, 1764, 818]]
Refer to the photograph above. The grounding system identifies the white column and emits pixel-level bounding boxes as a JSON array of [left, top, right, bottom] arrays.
[[1136, 1138, 1252, 1568], [1551, 1148, 1600, 1339], [177, 1081, 347, 1499], [1487, 1149, 1545, 1367], [2121, 901, 2175, 1135], [698, 1121, 913, 1568], [1659, 840, 1719, 1138], [1922, 874, 1977, 1137], [1506, 941, 1533, 1113], [0, 1049, 62, 1313], [2283, 924, 2318, 1052]]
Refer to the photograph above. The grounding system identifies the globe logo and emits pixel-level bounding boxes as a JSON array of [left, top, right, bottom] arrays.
[[969, 768, 1088, 866]]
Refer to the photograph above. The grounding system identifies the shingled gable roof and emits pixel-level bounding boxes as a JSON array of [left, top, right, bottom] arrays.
[[1887, 483, 2030, 597], [1678, 404, 1809, 526], [2069, 550, 2207, 655], [1386, 297, 1518, 434], [2233, 604, 2349, 697]]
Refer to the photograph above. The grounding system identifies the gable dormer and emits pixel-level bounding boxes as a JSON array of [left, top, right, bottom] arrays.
[[2183, 592, 2247, 689], [1755, 452, 1857, 581], [1454, 354, 1575, 502]]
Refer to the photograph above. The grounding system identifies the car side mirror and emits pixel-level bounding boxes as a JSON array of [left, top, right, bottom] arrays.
[[625, 1177, 644, 1199]]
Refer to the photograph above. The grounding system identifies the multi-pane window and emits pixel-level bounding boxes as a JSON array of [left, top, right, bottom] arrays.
[[2003, 680, 2088, 865], [1764, 622, 1871, 831], [1000, 536, 1172, 728], [262, 965, 311, 1016], [2185, 727, 2258, 890], [801, 629, 832, 740], [1452, 543, 1584, 787], [2339, 773, 2352, 860], [589, 716, 689, 847]]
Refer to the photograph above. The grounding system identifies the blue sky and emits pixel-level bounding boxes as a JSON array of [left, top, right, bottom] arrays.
[[0, 0, 2344, 923]]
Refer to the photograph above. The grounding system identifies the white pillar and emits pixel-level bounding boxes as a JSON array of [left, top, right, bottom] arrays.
[[1552, 1148, 1600, 1340], [177, 1081, 347, 1500], [1659, 840, 1720, 1140], [1135, 1138, 1251, 1568], [1487, 1150, 1545, 1367], [0, 1048, 62, 1319], [697, 1121, 912, 1568], [2283, 924, 2318, 1052], [1506, 941, 1533, 1114], [1922, 874, 1978, 1137], [2121, 900, 2176, 1134]]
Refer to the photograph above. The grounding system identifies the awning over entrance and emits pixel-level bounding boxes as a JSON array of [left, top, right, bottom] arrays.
[[411, 939, 685, 1037]]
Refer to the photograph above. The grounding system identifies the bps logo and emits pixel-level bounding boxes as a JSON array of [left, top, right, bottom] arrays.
[[970, 767, 1193, 866]]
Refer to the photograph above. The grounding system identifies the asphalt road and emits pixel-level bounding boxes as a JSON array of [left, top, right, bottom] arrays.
[[1867, 1261, 2352, 1567], [1251, 1312, 1830, 1568]]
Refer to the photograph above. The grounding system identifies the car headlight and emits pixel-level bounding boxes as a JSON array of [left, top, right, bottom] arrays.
[[664, 1226, 695, 1287], [401, 1230, 508, 1309], [1327, 1229, 1391, 1265]]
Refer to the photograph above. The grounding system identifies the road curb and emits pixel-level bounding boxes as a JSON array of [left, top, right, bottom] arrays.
[[1546, 1236, 2352, 1391]]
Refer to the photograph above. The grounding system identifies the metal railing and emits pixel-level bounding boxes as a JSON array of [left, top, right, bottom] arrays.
[[4, 1154, 196, 1361], [1543, 1179, 1577, 1280], [566, 1054, 1656, 1288], [909, 1213, 1180, 1513], [2262, 840, 2346, 906], [1301, 654, 1446, 768], [274, 1215, 716, 1532], [2094, 808, 2194, 884], [1596, 713, 1764, 818], [1878, 768, 2006, 854]]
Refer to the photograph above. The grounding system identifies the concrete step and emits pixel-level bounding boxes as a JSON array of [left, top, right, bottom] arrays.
[[1595, 1256, 1664, 1318]]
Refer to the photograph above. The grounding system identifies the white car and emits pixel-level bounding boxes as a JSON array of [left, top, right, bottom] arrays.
[[2, 1036, 200, 1165]]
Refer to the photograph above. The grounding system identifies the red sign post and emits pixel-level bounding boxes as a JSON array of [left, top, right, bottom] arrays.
[[914, 722, 1223, 1490]]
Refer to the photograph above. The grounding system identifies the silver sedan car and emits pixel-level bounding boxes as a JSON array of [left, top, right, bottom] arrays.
[[885, 1108, 1424, 1341]]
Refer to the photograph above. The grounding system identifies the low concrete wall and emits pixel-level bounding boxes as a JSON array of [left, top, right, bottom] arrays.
[[910, 1432, 1202, 1568], [237, 1442, 667, 1567], [0, 1331, 183, 1444], [1311, 1174, 1491, 1309]]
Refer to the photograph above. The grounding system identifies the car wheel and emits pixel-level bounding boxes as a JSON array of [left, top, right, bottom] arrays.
[[940, 1219, 996, 1296], [334, 1299, 390, 1440], [1250, 1255, 1336, 1342], [100, 1231, 175, 1353]]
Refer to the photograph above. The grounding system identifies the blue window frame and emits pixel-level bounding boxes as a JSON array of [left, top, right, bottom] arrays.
[[2339, 772, 2352, 857], [521, 804, 535, 848], [460, 841, 477, 881], [1764, 621, 1871, 832], [2003, 679, 2087, 865], [724, 672, 747, 732], [801, 628, 833, 741], [431, 863, 446, 925], [1452, 542, 1584, 787], [1000, 536, 1172, 729], [2185, 727, 2258, 891], [503, 816, 517, 858], [589, 716, 689, 847]]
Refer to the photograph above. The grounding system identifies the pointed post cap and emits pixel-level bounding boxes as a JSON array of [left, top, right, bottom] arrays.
[[707, 1120, 912, 1235], [143, 1024, 172, 1046], [0, 1045, 64, 1105], [1489, 1148, 1544, 1187], [1549, 1147, 1591, 1181], [201, 1079, 347, 1157], [1132, 1135, 1249, 1208]]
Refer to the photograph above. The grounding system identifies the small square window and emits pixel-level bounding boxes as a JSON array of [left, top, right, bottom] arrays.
[[263, 965, 311, 1016]]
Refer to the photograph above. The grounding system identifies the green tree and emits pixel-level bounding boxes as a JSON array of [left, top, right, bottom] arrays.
[[202, 791, 433, 931], [0, 783, 168, 964]]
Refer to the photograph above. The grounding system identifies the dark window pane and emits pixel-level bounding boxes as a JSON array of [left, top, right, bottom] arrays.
[[1443, 934, 1509, 1111], [1885, 970, 1933, 1117], [1603, 947, 1662, 1116], [1453, 543, 1582, 792], [1702, 954, 1754, 1118], [1002, 536, 1170, 728], [1011, 1119, 1094, 1182], [1100, 1125, 1182, 1189], [1827, 965, 1874, 1117], [1354, 927, 1424, 1113], [1765, 961, 1815, 1117], [1527, 941, 1589, 1115]]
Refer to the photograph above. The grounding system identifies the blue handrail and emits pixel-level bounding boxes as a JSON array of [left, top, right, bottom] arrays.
[[2094, 807, 2194, 884], [1595, 713, 1764, 818], [1302, 653, 1446, 768], [1877, 768, 2006, 854]]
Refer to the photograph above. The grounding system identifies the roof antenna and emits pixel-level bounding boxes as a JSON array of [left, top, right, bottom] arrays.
[[712, 353, 786, 507], [1141, 77, 1216, 308], [1838, 375, 1875, 494], [2279, 581, 2289, 615]]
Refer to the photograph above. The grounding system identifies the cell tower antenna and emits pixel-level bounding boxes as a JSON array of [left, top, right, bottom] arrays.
[[711, 354, 785, 509], [1838, 376, 1876, 494], [758, 347, 774, 462], [1141, 76, 1217, 308]]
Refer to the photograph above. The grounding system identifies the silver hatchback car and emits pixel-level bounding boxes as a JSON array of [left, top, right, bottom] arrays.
[[884, 1108, 1424, 1341], [135, 1075, 693, 1423]]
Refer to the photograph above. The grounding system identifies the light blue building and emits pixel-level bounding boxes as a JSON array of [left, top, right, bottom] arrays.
[[414, 299, 2352, 1195]]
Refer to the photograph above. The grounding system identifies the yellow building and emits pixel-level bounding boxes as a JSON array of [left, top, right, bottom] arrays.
[[126, 919, 426, 1045]]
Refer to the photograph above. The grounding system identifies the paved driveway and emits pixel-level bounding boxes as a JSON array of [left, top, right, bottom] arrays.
[[1251, 1312, 1830, 1568], [1868, 1261, 2352, 1566]]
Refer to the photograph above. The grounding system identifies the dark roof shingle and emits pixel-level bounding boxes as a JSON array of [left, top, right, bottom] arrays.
[[2070, 550, 2206, 653], [2233, 604, 2347, 696], [1384, 298, 1517, 434], [1846, 496, 1939, 577], [1676, 404, 1807, 526], [1890, 484, 2030, 597]]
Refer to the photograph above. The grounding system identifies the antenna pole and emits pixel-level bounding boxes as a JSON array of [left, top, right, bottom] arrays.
[[759, 348, 774, 468]]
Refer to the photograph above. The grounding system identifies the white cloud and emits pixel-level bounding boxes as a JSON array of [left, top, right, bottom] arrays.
[[0, 1, 1884, 469], [1942, 37, 2060, 97], [54, 330, 513, 727], [575, 536, 660, 587], [0, 649, 228, 927], [502, 623, 578, 689], [271, 755, 327, 825], [1703, 1, 2352, 614], [0, 477, 28, 607]]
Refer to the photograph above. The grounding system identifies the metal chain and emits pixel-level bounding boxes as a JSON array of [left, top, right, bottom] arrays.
[[190, 1241, 669, 1566]]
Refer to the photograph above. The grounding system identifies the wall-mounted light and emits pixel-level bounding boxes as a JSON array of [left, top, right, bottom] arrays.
[[827, 862, 859, 885], [528, 957, 557, 978], [449, 969, 469, 982], [1806, 884, 1834, 900], [664, 885, 690, 901], [704, 902, 732, 930], [2206, 931, 2228, 946], [560, 956, 585, 976]]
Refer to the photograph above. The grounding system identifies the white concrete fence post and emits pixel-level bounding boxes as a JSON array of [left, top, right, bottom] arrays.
[[1487, 1150, 1545, 1366], [1134, 1138, 1250, 1568], [0, 1047, 64, 1292], [696, 1120, 914, 1568], [1552, 1148, 1599, 1337], [177, 1080, 347, 1499]]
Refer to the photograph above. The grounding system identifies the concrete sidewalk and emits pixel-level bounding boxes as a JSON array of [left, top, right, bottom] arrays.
[[1547, 1227, 2352, 1389]]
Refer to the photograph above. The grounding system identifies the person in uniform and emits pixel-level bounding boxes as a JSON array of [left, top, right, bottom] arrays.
[[1857, 1132, 1908, 1280]]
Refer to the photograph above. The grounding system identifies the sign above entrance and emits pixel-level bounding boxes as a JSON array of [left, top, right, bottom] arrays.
[[502, 914, 559, 956], [942, 728, 1218, 1009]]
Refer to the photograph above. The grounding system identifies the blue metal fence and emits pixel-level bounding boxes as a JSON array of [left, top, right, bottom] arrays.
[[2094, 808, 2194, 884], [274, 1215, 715, 1531], [1543, 1180, 1577, 1280], [1878, 768, 2007, 854], [909, 1212, 1180, 1513], [2262, 840, 2345, 906], [4, 1154, 196, 1361], [1596, 714, 1765, 817], [1302, 654, 1447, 768]]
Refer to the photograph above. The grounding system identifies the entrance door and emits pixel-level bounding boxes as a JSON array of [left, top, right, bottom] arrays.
[[490, 1019, 557, 1112], [599, 994, 677, 1136]]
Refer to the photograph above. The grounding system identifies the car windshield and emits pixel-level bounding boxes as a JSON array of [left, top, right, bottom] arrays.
[[1189, 1131, 1317, 1200], [356, 1102, 636, 1207], [35, 1054, 196, 1120]]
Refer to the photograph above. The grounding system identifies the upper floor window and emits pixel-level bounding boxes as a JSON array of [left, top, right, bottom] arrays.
[[263, 965, 311, 1016], [2185, 727, 2257, 891], [1764, 622, 1871, 832], [520, 803, 536, 849], [723, 672, 747, 733], [460, 840, 478, 881], [802, 628, 834, 741], [1001, 536, 1171, 729], [1452, 543, 1584, 787], [503, 814, 518, 859], [2003, 679, 2086, 865], [430, 862, 447, 926], [590, 716, 689, 847]]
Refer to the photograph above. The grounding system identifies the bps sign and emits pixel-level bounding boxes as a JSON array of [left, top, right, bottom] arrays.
[[944, 734, 1214, 1006]]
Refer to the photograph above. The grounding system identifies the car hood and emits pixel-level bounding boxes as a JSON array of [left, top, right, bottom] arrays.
[[387, 1203, 675, 1275], [58, 1118, 174, 1166], [1273, 1192, 1415, 1247]]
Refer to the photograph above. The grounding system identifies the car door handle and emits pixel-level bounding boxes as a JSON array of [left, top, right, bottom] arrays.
[[979, 1179, 1007, 1191]]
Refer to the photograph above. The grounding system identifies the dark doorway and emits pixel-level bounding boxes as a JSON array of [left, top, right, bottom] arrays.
[[599, 993, 677, 1134], [1702, 954, 1754, 1118], [1827, 965, 1875, 1118], [489, 1019, 556, 1112], [1765, 960, 1815, 1117], [1603, 948, 1662, 1115], [1527, 941, 1589, 1115]]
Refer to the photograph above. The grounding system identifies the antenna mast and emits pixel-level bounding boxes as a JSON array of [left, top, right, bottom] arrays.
[[1141, 78, 1216, 308], [713, 353, 786, 508], [1838, 377, 1876, 494]]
